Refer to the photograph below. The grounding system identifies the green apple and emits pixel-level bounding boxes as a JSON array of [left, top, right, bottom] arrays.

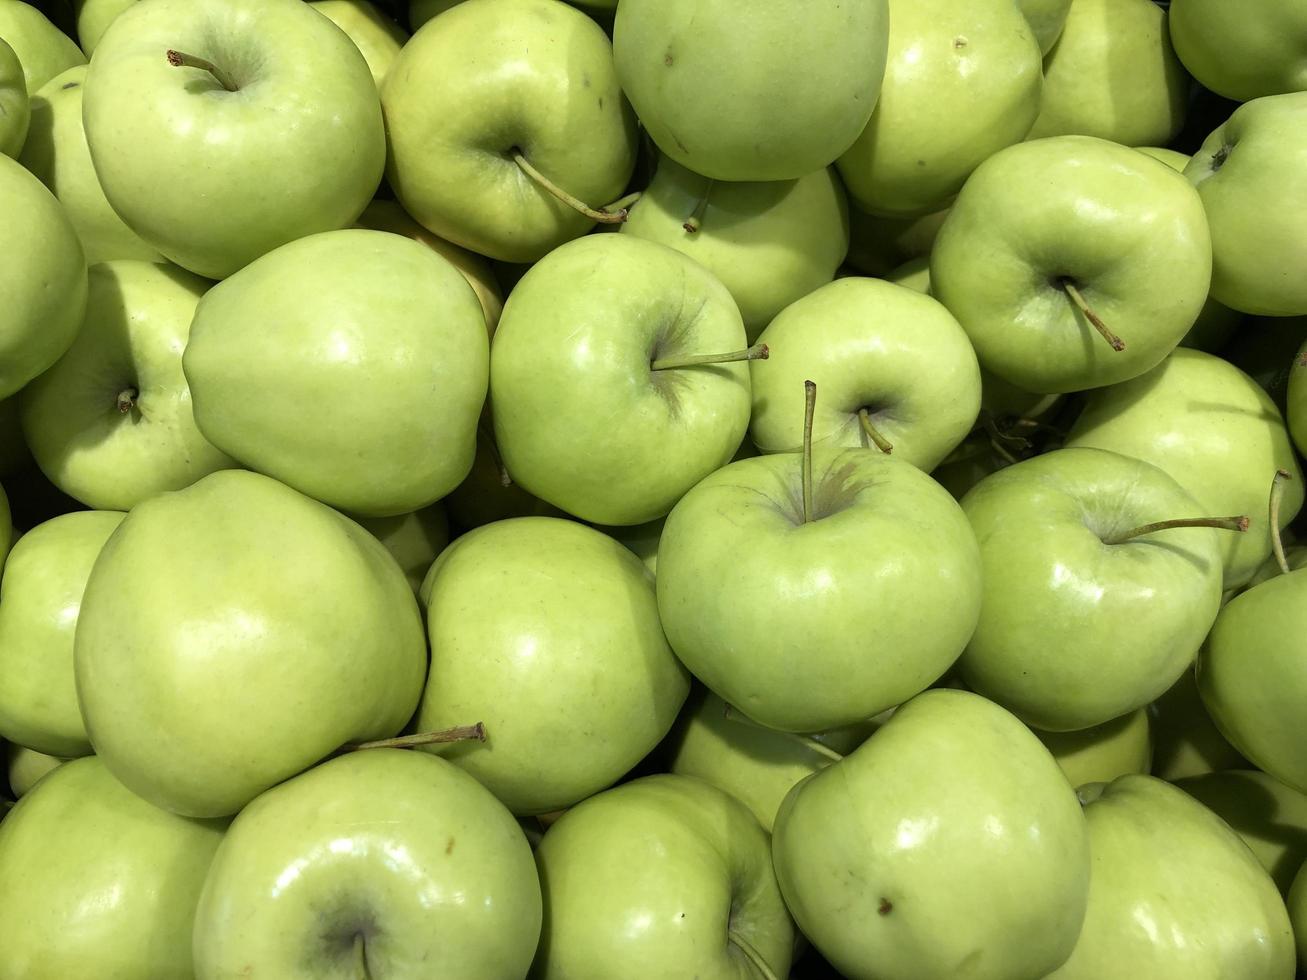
[[0, 756, 226, 979], [73, 469, 428, 817], [83, 0, 384, 279], [1169, 0, 1307, 102], [1135, 145, 1191, 171], [382, 0, 636, 264], [533, 773, 794, 979], [353, 503, 449, 597], [600, 516, 663, 577], [0, 0, 85, 91], [490, 233, 751, 526], [0, 478, 9, 564], [884, 255, 931, 294], [1289, 863, 1307, 973], [614, 0, 888, 182], [657, 443, 982, 733], [1148, 667, 1249, 780], [4, 742, 65, 797], [193, 748, 541, 980], [1174, 770, 1307, 893], [1066, 348, 1304, 588], [958, 447, 1226, 731], [73, 0, 138, 55], [1290, 341, 1306, 455], [1016, 0, 1072, 54], [1034, 709, 1152, 791], [19, 67, 162, 263], [408, 0, 461, 29], [620, 157, 849, 341], [443, 426, 562, 533], [20, 260, 235, 511], [184, 229, 488, 517], [773, 688, 1090, 979], [1029, 0, 1188, 147], [845, 205, 948, 277], [1047, 774, 1294, 978], [0, 36, 27, 156], [0, 155, 87, 401], [418, 516, 689, 815], [0, 510, 122, 758], [749, 277, 981, 472], [308, 0, 406, 89], [1245, 540, 1307, 589], [1185, 93, 1307, 316], [1220, 316, 1305, 414], [836, 0, 1042, 218]]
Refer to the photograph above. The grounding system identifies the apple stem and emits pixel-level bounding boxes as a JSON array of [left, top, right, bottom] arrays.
[[728, 929, 781, 980], [512, 151, 627, 223], [605, 190, 642, 214], [1270, 468, 1293, 575], [353, 932, 372, 980], [802, 380, 816, 524], [857, 409, 894, 454], [683, 179, 714, 233], [1104, 515, 1249, 545], [165, 50, 237, 92], [722, 702, 844, 764], [346, 723, 486, 752], [1060, 278, 1125, 352], [116, 387, 138, 414], [650, 343, 768, 371]]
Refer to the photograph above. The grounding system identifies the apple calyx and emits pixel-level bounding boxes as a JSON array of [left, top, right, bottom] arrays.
[[727, 929, 781, 980], [511, 150, 628, 224], [721, 702, 844, 764], [683, 179, 714, 233], [1270, 468, 1294, 575], [115, 387, 138, 414], [857, 408, 893, 454], [345, 722, 486, 752], [1059, 278, 1125, 352], [1103, 515, 1249, 545], [165, 50, 238, 93], [649, 343, 769, 372], [802, 379, 817, 524]]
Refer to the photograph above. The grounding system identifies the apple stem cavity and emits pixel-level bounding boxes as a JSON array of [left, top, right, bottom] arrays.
[[1270, 468, 1293, 575], [728, 929, 781, 980], [512, 151, 628, 223], [346, 723, 486, 752], [683, 179, 714, 233], [1059, 278, 1125, 352], [857, 409, 894, 454], [650, 343, 768, 372], [722, 702, 845, 764], [1104, 515, 1250, 545], [115, 387, 138, 414], [165, 50, 238, 92], [802, 380, 817, 525]]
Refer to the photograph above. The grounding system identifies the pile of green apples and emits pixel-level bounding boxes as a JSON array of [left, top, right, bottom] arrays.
[[2, 0, 1307, 976]]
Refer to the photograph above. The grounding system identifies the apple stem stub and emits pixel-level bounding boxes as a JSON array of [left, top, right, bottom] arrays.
[[1105, 515, 1249, 545], [165, 50, 238, 92], [116, 387, 138, 414], [649, 343, 768, 372], [683, 179, 714, 233]]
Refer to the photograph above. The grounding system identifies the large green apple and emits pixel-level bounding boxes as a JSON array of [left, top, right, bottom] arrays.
[[958, 447, 1226, 731], [836, 0, 1042, 218], [0, 0, 85, 91], [382, 0, 636, 264], [1016, 0, 1072, 54], [1066, 348, 1304, 588], [0, 37, 27, 156], [0, 510, 122, 758], [620, 157, 849, 341], [0, 153, 87, 400], [417, 516, 689, 815], [308, 0, 406, 89], [21, 260, 235, 511], [533, 774, 793, 979], [491, 233, 751, 526], [73, 469, 428, 817], [614, 0, 888, 182], [4, 742, 65, 797], [83, 0, 384, 279], [1290, 341, 1306, 456], [1047, 774, 1294, 978], [18, 65, 162, 263], [1033, 709, 1152, 791], [773, 689, 1090, 979], [1169, 0, 1307, 102], [0, 756, 226, 979], [1148, 667, 1249, 780], [749, 277, 981, 472], [73, 0, 138, 55], [184, 229, 488, 517], [657, 445, 982, 733], [931, 136, 1210, 394], [193, 749, 541, 980], [1029, 0, 1188, 147], [1184, 93, 1307, 316]]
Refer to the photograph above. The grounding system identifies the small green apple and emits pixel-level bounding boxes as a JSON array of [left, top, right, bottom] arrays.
[[884, 255, 931, 294], [353, 503, 449, 597], [408, 0, 461, 29], [845, 205, 949, 277], [1169, 0, 1307, 102], [308, 0, 406, 89], [1033, 709, 1152, 791], [4, 742, 65, 797], [73, 0, 139, 55], [599, 516, 663, 577], [1148, 667, 1249, 780], [1016, 0, 1072, 54], [0, 0, 85, 91], [0, 36, 27, 156], [442, 427, 562, 533]]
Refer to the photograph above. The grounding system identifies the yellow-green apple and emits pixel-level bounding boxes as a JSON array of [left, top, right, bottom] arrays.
[[749, 277, 981, 472], [192, 749, 541, 980], [1033, 709, 1152, 790], [0, 756, 226, 979], [490, 234, 751, 526], [82, 0, 384, 279], [1148, 667, 1249, 780], [308, 0, 405, 89], [0, 0, 84, 90], [382, 0, 636, 263], [845, 205, 948, 277], [1047, 774, 1294, 978], [417, 517, 689, 814], [21, 260, 234, 510], [443, 427, 562, 533], [1220, 316, 1305, 413], [73, 469, 428, 817], [620, 157, 849, 341], [4, 742, 65, 797], [408, 0, 459, 28], [1169, 0, 1307, 102], [614, 0, 888, 182], [837, 0, 1042, 218], [0, 37, 26, 156], [533, 774, 794, 979], [1017, 0, 1072, 54], [353, 503, 449, 597], [184, 229, 488, 517], [931, 135, 1211, 394], [1288, 864, 1307, 972], [600, 516, 663, 577], [73, 0, 138, 55], [1066, 348, 1304, 588], [773, 689, 1090, 980], [884, 255, 931, 294]]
